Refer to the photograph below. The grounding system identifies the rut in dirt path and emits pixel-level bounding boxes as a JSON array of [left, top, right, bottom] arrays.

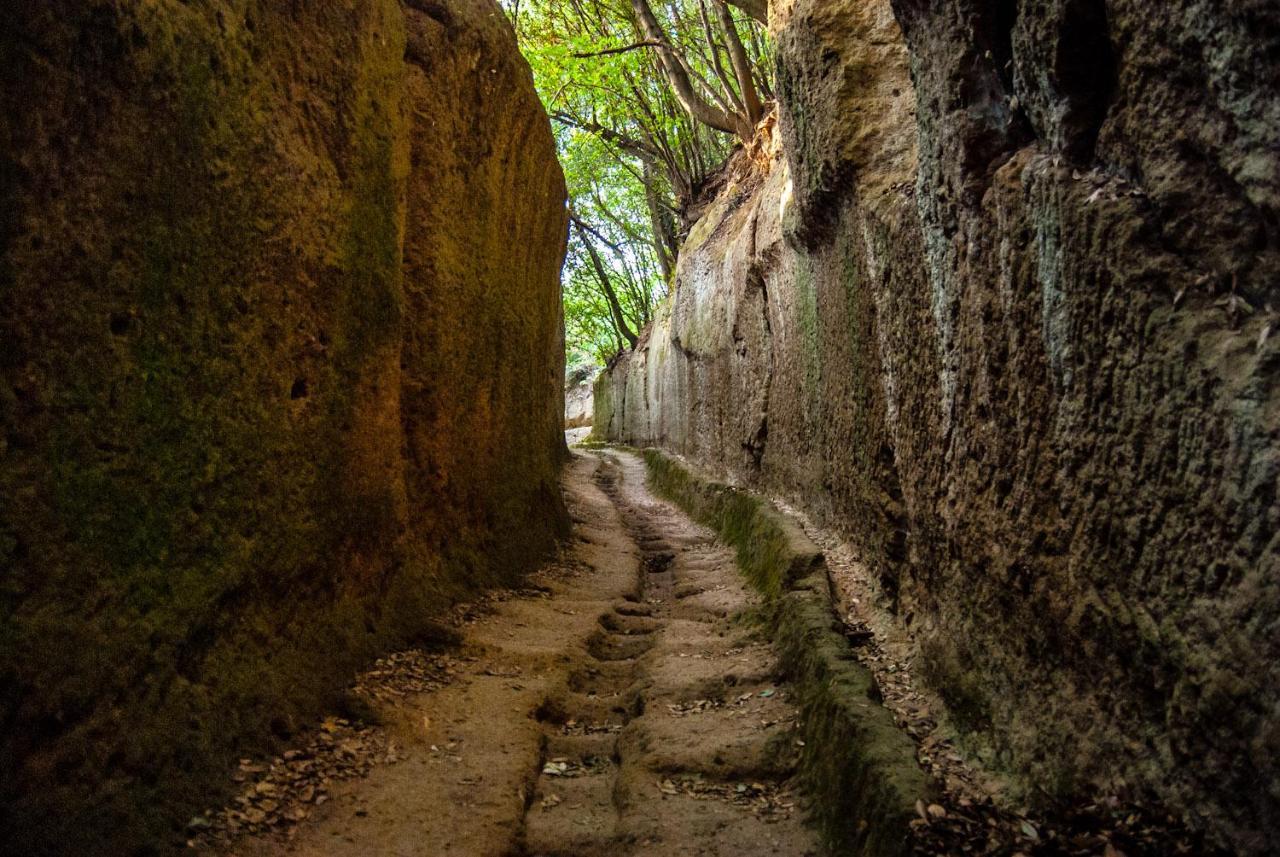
[[210, 450, 819, 857], [519, 451, 817, 856]]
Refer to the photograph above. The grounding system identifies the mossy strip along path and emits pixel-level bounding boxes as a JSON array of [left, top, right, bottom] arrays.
[[207, 451, 819, 857]]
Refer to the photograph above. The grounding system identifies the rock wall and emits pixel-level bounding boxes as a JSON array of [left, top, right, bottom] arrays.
[[565, 381, 594, 429], [565, 365, 597, 429], [0, 1, 567, 853], [596, 0, 1280, 851]]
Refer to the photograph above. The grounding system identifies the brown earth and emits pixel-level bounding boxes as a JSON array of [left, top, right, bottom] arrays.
[[595, 0, 1280, 852], [193, 451, 819, 857], [0, 1, 566, 853]]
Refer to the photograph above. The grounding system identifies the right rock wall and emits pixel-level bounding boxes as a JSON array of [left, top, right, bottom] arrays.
[[597, 0, 1280, 851]]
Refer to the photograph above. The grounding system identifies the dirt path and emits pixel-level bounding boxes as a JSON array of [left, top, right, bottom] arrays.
[[216, 450, 820, 857]]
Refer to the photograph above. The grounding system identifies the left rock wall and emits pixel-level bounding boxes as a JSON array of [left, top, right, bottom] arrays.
[[0, 1, 567, 853]]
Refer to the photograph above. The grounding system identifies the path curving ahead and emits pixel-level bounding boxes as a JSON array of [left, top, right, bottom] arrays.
[[222, 450, 820, 857]]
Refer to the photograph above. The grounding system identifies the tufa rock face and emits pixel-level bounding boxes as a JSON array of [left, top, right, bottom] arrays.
[[565, 364, 598, 429], [0, 1, 567, 853], [565, 377, 596, 430], [597, 0, 1279, 851]]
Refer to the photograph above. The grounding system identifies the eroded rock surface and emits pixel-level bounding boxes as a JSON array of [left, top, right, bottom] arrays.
[[566, 365, 597, 430], [596, 0, 1280, 851], [0, 1, 565, 853]]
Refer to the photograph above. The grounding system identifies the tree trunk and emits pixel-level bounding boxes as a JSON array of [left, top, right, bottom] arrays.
[[630, 0, 742, 138], [574, 218, 639, 349], [643, 159, 679, 281], [716, 1, 763, 127]]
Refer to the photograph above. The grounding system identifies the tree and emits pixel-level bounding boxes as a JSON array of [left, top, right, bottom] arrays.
[[630, 0, 764, 143], [502, 0, 773, 364], [572, 213, 638, 349]]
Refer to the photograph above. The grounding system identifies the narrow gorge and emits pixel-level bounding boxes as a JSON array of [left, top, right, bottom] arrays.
[[2, 1, 1276, 856]]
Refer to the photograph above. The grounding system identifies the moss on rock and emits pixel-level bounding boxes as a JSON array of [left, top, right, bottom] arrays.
[[0, 2, 566, 853], [643, 449, 929, 855]]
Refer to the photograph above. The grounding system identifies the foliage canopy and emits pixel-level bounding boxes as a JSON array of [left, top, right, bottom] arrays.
[[501, 0, 773, 367]]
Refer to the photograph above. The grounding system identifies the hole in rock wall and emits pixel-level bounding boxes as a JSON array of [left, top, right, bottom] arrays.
[[1052, 0, 1115, 161]]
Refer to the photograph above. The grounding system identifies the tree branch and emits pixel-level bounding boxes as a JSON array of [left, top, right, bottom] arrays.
[[572, 40, 661, 58], [571, 214, 639, 349], [724, 0, 766, 24], [629, 0, 742, 137], [551, 111, 658, 160], [715, 0, 763, 126]]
